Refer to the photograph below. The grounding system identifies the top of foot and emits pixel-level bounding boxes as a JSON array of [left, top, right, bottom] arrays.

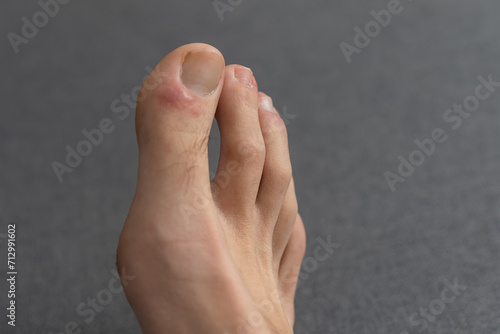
[[117, 43, 306, 334]]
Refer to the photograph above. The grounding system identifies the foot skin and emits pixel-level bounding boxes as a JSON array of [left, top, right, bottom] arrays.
[[117, 43, 306, 334]]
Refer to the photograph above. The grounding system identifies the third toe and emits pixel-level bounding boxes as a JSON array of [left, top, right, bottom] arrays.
[[255, 92, 293, 221]]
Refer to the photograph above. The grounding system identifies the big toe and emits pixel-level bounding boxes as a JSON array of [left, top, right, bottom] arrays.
[[134, 43, 225, 198]]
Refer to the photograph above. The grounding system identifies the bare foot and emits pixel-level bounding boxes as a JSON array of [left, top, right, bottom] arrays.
[[117, 43, 306, 334]]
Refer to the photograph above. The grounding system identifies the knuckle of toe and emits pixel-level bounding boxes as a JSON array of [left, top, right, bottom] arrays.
[[288, 200, 299, 220], [294, 217, 307, 256], [262, 122, 289, 152], [271, 115, 288, 133], [236, 137, 266, 163], [295, 229, 307, 260], [283, 196, 298, 220], [263, 117, 287, 139], [274, 163, 293, 188]]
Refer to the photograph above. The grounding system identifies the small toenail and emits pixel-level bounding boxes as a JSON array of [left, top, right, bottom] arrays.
[[181, 50, 225, 95], [234, 66, 254, 88], [260, 95, 277, 112]]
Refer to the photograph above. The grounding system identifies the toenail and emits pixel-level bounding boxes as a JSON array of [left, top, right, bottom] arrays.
[[260, 95, 277, 112], [181, 50, 225, 95], [234, 66, 254, 88]]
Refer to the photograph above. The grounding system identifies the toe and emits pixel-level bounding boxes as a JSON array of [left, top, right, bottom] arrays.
[[134, 43, 225, 198], [212, 65, 265, 214], [255, 93, 293, 221], [278, 214, 306, 325], [272, 178, 299, 262]]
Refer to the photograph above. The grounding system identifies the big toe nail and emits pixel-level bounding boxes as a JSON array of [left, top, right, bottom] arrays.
[[181, 50, 225, 95]]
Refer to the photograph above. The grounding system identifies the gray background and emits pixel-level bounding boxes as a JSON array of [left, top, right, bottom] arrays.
[[1, 0, 500, 333]]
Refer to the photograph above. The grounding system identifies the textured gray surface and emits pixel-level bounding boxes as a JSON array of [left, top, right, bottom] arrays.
[[1, 0, 500, 333]]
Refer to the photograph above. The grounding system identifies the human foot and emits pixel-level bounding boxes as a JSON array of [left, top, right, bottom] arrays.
[[116, 43, 306, 334]]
